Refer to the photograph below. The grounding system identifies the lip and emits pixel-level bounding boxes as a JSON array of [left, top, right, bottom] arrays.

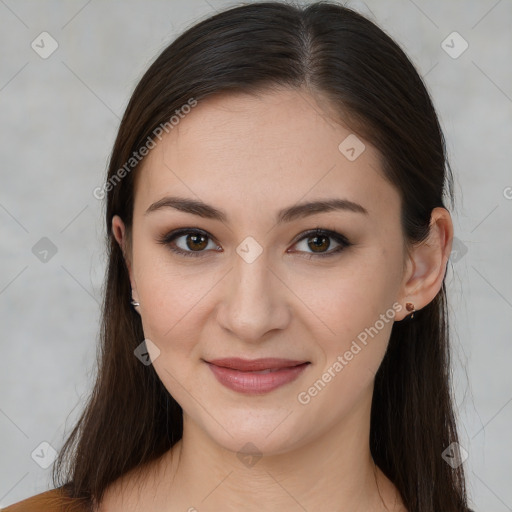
[[205, 358, 310, 395]]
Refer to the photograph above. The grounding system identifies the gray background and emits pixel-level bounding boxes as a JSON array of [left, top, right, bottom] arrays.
[[0, 0, 511, 510]]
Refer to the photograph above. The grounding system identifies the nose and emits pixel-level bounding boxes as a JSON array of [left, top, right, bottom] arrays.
[[216, 246, 291, 343]]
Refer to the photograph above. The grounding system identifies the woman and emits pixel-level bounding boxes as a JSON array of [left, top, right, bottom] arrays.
[[2, 1, 472, 511]]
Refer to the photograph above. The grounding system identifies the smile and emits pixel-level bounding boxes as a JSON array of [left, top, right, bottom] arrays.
[[204, 358, 310, 394]]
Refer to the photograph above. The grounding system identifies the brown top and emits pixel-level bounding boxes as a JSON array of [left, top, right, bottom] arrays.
[[1, 488, 90, 512], [1, 487, 477, 512]]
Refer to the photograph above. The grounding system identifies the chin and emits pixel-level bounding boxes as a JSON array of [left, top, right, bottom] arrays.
[[193, 406, 312, 458]]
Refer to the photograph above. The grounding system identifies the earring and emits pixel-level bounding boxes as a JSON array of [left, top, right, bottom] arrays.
[[404, 302, 415, 320], [130, 289, 140, 307]]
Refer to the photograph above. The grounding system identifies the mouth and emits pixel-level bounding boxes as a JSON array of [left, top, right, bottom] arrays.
[[203, 358, 310, 394]]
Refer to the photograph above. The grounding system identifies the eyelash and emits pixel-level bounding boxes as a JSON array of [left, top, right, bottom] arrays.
[[156, 227, 352, 259]]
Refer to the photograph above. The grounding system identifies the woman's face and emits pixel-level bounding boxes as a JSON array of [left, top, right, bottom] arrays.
[[114, 87, 411, 456]]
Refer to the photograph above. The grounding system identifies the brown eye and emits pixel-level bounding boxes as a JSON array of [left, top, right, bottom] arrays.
[[158, 227, 351, 260], [307, 234, 331, 253], [185, 233, 208, 251], [291, 228, 351, 258], [157, 229, 219, 257]]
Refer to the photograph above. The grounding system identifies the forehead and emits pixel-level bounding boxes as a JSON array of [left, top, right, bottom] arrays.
[[133, 87, 400, 222]]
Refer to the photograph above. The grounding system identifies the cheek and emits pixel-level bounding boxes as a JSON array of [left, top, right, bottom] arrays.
[[294, 271, 396, 420], [137, 274, 213, 356], [289, 250, 401, 387], [133, 261, 214, 404], [302, 282, 394, 380], [291, 250, 401, 339], [132, 242, 215, 355]]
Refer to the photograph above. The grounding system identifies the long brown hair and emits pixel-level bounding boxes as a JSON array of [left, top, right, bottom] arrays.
[[53, 2, 469, 510]]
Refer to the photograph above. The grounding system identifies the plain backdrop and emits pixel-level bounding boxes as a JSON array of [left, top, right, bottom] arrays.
[[0, 0, 511, 510]]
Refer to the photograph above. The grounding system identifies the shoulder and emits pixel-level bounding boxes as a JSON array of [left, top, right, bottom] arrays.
[[1, 487, 89, 512]]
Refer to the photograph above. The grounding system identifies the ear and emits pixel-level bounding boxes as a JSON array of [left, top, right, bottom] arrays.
[[112, 215, 140, 308], [395, 207, 453, 320]]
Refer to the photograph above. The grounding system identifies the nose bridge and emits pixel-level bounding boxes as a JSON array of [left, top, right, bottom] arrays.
[[234, 241, 269, 298], [218, 237, 289, 341]]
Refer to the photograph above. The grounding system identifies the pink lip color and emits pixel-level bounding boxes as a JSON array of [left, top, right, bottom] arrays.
[[205, 358, 309, 394]]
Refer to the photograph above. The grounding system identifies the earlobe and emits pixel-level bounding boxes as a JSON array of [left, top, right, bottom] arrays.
[[396, 207, 453, 321]]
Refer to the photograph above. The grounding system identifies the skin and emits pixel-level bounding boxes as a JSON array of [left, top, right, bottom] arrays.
[[104, 87, 453, 512]]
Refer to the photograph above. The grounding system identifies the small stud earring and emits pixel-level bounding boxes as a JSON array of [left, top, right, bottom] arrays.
[[130, 289, 140, 307], [405, 302, 415, 320]]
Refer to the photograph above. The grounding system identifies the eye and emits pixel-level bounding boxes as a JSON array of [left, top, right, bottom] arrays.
[[289, 228, 351, 259], [157, 227, 351, 259], [157, 228, 220, 258]]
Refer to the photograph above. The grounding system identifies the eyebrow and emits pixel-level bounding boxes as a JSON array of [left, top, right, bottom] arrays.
[[144, 195, 368, 223]]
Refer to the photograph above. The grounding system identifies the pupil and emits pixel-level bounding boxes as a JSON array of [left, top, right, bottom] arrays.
[[309, 236, 329, 252], [188, 234, 207, 251]]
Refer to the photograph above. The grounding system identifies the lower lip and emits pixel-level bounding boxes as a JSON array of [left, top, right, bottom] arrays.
[[206, 362, 309, 395]]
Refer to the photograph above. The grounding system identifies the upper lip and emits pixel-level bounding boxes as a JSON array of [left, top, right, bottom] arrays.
[[205, 357, 309, 372]]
